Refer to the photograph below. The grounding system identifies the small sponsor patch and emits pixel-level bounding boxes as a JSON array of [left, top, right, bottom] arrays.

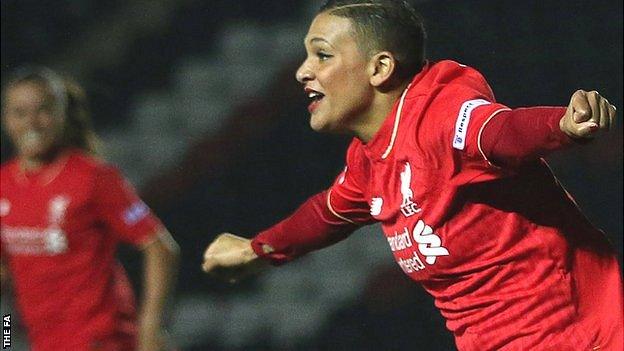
[[123, 202, 150, 225], [453, 99, 490, 150], [0, 199, 9, 217]]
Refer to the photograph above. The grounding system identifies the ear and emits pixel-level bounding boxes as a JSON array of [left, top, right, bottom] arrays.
[[368, 51, 396, 87]]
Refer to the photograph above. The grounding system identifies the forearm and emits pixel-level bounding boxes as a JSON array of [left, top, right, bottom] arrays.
[[480, 106, 573, 167], [252, 190, 359, 265], [139, 229, 179, 328]]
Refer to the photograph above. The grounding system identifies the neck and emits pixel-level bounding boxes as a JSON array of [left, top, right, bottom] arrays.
[[351, 82, 409, 143], [20, 158, 44, 172], [19, 147, 64, 173]]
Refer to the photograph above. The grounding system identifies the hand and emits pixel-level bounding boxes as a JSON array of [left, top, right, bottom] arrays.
[[202, 233, 266, 283], [560, 90, 617, 139]]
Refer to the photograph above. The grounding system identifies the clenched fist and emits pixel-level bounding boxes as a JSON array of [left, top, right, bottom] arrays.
[[560, 90, 617, 139], [202, 233, 267, 283]]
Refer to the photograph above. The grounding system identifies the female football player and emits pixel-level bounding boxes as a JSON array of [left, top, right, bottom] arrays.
[[202, 1, 622, 350], [1, 67, 179, 351]]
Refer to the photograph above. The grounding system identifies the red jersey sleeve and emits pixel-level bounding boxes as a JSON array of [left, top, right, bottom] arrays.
[[251, 190, 359, 265], [327, 141, 375, 225], [421, 65, 575, 183], [421, 67, 513, 184], [93, 166, 162, 246], [251, 141, 374, 264], [479, 106, 571, 168]]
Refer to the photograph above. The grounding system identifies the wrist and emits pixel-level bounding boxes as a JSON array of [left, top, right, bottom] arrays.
[[558, 113, 593, 144], [559, 115, 574, 138], [250, 237, 274, 259]]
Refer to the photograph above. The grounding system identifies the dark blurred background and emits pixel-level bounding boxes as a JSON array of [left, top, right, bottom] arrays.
[[1, 0, 622, 350]]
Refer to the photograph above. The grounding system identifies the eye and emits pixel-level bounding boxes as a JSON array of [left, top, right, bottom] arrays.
[[39, 102, 55, 114], [9, 108, 27, 119], [317, 51, 333, 61]]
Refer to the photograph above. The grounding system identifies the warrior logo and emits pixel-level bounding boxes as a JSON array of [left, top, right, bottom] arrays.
[[370, 197, 383, 216], [399, 162, 421, 217]]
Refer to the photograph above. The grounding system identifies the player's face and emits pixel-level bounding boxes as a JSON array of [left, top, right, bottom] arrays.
[[2, 81, 65, 161], [296, 12, 374, 133]]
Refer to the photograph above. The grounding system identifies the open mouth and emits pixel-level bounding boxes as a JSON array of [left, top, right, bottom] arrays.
[[305, 88, 325, 112], [308, 90, 325, 101], [22, 130, 43, 145]]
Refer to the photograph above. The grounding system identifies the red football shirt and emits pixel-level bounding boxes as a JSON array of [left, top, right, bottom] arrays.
[[255, 60, 622, 350], [0, 150, 161, 350]]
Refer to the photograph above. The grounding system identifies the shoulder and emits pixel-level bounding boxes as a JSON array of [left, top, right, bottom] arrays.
[[412, 61, 498, 129], [430, 60, 494, 101], [403, 61, 508, 158], [345, 138, 368, 166], [346, 138, 364, 157], [68, 150, 117, 175], [0, 159, 18, 188], [0, 158, 18, 175], [342, 138, 370, 180], [401, 60, 497, 126], [405, 60, 495, 103], [65, 151, 128, 189]]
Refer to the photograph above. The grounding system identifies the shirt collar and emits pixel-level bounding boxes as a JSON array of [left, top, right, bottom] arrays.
[[361, 61, 432, 160]]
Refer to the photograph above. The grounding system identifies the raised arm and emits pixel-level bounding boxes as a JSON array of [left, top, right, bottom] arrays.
[[479, 90, 616, 168]]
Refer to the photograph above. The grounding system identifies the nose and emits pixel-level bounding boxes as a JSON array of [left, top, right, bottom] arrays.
[[24, 108, 56, 130], [295, 60, 314, 84], [20, 109, 39, 128]]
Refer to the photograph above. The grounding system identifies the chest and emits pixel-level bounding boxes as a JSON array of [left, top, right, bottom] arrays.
[[1, 179, 96, 256], [364, 156, 450, 223], [362, 157, 458, 280]]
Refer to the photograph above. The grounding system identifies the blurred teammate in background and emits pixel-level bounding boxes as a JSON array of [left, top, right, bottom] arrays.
[[202, 0, 622, 350], [0, 67, 179, 351]]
